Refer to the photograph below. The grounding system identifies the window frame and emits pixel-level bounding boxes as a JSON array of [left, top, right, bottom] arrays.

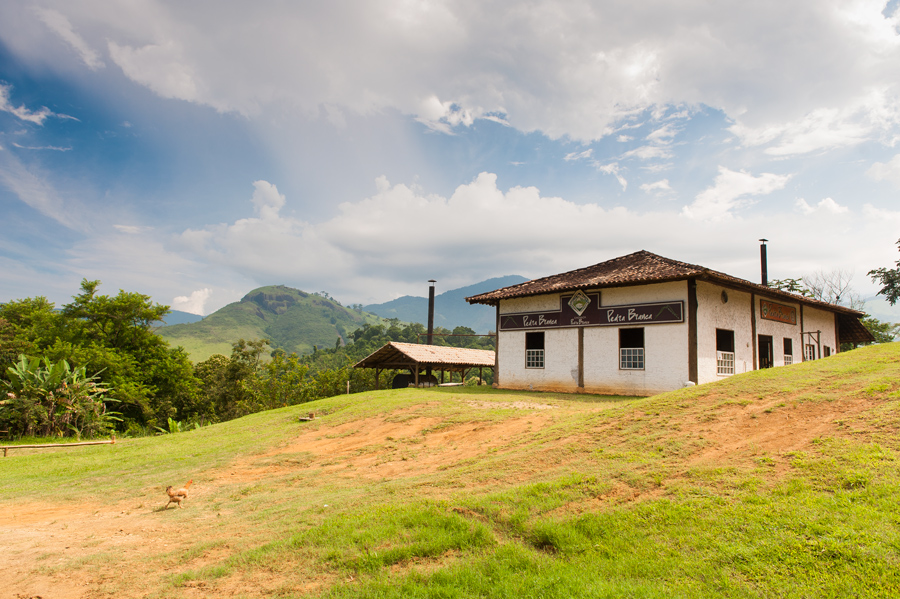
[[525, 331, 545, 369], [716, 329, 735, 376], [783, 338, 793, 365], [619, 328, 645, 371], [804, 343, 816, 361]]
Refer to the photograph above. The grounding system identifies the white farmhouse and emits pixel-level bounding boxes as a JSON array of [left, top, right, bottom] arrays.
[[465, 251, 874, 396]]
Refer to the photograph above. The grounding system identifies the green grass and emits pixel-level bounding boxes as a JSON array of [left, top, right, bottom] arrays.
[[3, 344, 900, 598]]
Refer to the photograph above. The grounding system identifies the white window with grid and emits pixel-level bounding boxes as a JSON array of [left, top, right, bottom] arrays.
[[525, 349, 544, 368], [804, 344, 816, 361], [525, 331, 545, 369], [619, 328, 645, 370], [620, 347, 644, 370], [716, 351, 735, 375], [784, 355, 793, 365]]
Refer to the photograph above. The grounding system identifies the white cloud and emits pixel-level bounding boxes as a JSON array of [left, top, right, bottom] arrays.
[[0, 151, 86, 229], [622, 145, 672, 161], [683, 167, 791, 221], [0, 83, 53, 125], [646, 123, 679, 142], [796, 197, 849, 215], [564, 149, 593, 161], [249, 180, 286, 220], [730, 97, 883, 156], [113, 224, 147, 234], [108, 40, 204, 106], [597, 162, 627, 190], [171, 288, 211, 315], [640, 179, 672, 194], [35, 7, 104, 70], [866, 153, 900, 186], [11, 143, 72, 151], [10, 172, 898, 316], [863, 202, 900, 224], [160, 173, 898, 308], [6, 0, 900, 149]]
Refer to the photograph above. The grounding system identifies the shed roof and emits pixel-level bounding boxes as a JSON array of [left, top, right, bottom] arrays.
[[354, 342, 496, 371], [465, 250, 874, 344]]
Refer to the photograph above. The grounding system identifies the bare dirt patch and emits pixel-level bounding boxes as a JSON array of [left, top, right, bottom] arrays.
[[684, 395, 879, 466], [217, 411, 555, 484], [0, 496, 205, 599]]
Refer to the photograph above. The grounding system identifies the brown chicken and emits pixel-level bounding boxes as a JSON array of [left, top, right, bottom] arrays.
[[164, 479, 193, 509]]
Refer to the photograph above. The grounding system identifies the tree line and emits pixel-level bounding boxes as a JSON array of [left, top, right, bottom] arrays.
[[0, 280, 495, 439]]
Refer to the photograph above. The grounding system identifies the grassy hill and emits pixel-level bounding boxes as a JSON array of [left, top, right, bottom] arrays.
[[2, 343, 900, 597], [156, 285, 387, 361]]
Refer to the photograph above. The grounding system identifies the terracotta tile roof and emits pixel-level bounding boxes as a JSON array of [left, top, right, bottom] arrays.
[[465, 250, 868, 320], [354, 342, 496, 370]]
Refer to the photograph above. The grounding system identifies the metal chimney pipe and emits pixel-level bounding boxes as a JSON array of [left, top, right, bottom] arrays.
[[759, 239, 768, 286], [427, 280, 436, 345]]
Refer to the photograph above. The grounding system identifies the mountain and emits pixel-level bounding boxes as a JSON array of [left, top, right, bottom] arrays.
[[156, 285, 386, 362], [363, 275, 528, 333], [154, 309, 204, 327]]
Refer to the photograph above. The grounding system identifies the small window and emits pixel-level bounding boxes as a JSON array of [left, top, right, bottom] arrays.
[[525, 331, 544, 368], [783, 338, 793, 365], [823, 346, 831, 358], [804, 344, 816, 361], [619, 328, 644, 370], [716, 329, 735, 375]]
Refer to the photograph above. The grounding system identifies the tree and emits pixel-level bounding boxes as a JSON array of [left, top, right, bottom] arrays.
[[62, 279, 169, 351], [802, 269, 862, 309], [1, 355, 118, 438], [243, 351, 313, 410], [768, 278, 812, 296], [1, 281, 200, 432], [861, 316, 900, 343], [869, 238, 900, 306]]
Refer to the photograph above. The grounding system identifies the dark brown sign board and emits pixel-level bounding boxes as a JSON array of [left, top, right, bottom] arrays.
[[500, 293, 684, 331], [760, 299, 797, 325]]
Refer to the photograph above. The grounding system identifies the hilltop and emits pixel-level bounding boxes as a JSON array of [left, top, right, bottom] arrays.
[[2, 342, 899, 597], [156, 285, 386, 361]]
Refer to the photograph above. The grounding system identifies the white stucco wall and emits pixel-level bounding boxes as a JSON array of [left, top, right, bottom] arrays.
[[583, 281, 689, 395], [754, 294, 804, 368], [696, 282, 755, 383], [695, 281, 835, 382], [497, 328, 580, 391], [801, 306, 838, 359], [497, 281, 690, 395]]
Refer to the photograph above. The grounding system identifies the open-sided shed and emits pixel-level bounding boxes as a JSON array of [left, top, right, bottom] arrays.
[[354, 342, 496, 388]]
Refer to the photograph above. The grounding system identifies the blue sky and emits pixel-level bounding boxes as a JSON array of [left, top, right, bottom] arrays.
[[2, 1, 900, 323]]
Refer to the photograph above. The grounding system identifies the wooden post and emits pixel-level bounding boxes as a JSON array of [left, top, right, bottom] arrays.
[[494, 304, 501, 386], [751, 292, 758, 370], [800, 304, 805, 361], [2, 438, 116, 456], [688, 279, 698, 384], [577, 327, 585, 389]]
